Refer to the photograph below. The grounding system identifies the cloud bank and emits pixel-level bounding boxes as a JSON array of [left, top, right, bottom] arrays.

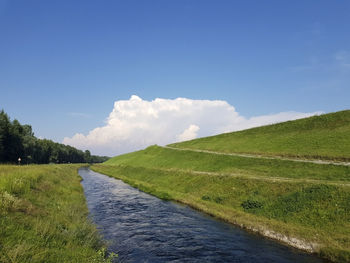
[[63, 95, 321, 156]]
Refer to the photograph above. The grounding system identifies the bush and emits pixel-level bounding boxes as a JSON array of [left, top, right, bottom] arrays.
[[241, 199, 263, 210], [201, 195, 211, 201]]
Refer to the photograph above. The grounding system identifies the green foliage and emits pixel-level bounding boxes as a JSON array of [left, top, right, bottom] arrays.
[[92, 248, 118, 263], [241, 199, 263, 210], [90, 154, 110, 164], [0, 164, 116, 263], [0, 110, 109, 164], [201, 195, 211, 201], [169, 110, 350, 161]]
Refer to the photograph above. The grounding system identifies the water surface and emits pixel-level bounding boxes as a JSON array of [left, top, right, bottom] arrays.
[[79, 167, 324, 263]]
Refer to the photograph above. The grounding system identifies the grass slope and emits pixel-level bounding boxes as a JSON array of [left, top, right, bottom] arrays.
[[99, 144, 350, 262], [105, 145, 350, 182], [169, 110, 350, 161], [0, 164, 115, 263]]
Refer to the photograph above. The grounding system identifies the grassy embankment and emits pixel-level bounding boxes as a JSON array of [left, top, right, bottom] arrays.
[[92, 110, 350, 263], [0, 164, 116, 263], [169, 110, 350, 162]]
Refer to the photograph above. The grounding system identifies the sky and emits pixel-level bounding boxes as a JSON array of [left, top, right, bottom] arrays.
[[0, 0, 349, 155]]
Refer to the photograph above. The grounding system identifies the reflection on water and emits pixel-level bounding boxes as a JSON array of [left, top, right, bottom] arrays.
[[79, 167, 324, 263]]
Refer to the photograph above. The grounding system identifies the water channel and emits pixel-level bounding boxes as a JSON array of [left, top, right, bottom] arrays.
[[79, 167, 325, 263]]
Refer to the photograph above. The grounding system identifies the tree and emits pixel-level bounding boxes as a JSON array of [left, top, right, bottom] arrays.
[[8, 119, 25, 162], [84, 150, 91, 163], [0, 110, 107, 164], [0, 110, 11, 162]]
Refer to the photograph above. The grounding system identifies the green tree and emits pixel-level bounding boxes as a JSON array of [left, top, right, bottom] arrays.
[[0, 110, 11, 162], [84, 150, 91, 163], [0, 110, 106, 164]]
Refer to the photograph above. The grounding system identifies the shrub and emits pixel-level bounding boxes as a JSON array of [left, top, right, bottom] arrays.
[[201, 195, 211, 201], [241, 199, 263, 210]]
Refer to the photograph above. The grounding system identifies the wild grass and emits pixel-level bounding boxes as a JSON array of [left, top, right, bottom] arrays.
[[92, 164, 350, 262], [169, 110, 350, 161], [0, 164, 116, 263]]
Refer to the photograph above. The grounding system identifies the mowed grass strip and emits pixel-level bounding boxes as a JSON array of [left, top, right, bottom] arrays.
[[169, 110, 350, 161], [105, 145, 350, 182], [92, 164, 350, 263], [0, 164, 115, 263]]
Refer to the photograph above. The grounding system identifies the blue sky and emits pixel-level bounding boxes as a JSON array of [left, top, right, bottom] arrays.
[[0, 0, 349, 154]]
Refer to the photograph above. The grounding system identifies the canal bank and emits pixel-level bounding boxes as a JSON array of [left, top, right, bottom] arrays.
[[80, 167, 325, 263]]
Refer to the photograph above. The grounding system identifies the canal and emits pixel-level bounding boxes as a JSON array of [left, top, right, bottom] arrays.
[[79, 167, 324, 263]]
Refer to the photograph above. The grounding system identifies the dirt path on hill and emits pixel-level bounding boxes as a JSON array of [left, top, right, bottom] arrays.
[[152, 166, 350, 187], [163, 146, 350, 167]]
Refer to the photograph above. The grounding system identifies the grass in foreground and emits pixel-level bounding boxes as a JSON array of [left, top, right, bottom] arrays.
[[0, 164, 116, 263], [169, 110, 350, 161]]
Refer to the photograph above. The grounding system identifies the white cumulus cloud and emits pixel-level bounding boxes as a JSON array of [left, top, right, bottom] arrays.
[[63, 95, 322, 156], [176, 124, 200, 142]]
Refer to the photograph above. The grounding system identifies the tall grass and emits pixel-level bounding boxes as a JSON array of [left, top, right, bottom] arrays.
[[0, 164, 116, 263]]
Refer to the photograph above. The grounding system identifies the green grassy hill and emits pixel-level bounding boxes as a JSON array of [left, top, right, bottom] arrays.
[[105, 145, 350, 182], [95, 109, 350, 262], [169, 110, 350, 161]]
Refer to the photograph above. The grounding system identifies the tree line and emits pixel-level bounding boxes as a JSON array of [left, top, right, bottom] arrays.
[[0, 110, 109, 164]]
